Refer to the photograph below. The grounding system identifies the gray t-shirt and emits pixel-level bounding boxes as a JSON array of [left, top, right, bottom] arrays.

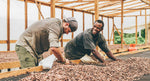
[[16, 18, 63, 55], [64, 28, 110, 60]]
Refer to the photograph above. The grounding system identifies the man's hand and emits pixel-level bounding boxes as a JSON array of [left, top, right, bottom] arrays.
[[65, 59, 70, 65], [114, 58, 122, 61]]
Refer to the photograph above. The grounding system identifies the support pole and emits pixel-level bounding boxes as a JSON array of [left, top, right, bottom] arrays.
[[61, 8, 63, 47], [38, 3, 41, 20], [145, 9, 148, 45], [101, 16, 103, 35], [51, 0, 55, 18], [121, 0, 124, 48], [135, 16, 137, 44], [7, 0, 10, 51], [112, 17, 114, 44], [72, 9, 74, 39], [95, 0, 99, 20], [108, 17, 110, 45], [95, 0, 99, 50], [83, 12, 85, 31], [25, 0, 28, 29], [92, 14, 94, 25]]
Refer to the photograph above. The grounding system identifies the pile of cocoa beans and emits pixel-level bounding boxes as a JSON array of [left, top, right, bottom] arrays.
[[20, 57, 150, 81]]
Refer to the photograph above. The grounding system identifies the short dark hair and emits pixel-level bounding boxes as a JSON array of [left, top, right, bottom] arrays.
[[94, 20, 104, 30]]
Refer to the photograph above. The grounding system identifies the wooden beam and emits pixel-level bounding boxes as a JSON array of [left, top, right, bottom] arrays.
[[51, 0, 55, 18], [87, 1, 120, 11], [61, 8, 63, 47], [145, 9, 148, 44], [19, 0, 109, 18], [108, 18, 110, 45], [88, 0, 137, 11], [38, 2, 41, 20], [99, 7, 150, 11], [81, 1, 119, 10], [72, 9, 74, 39], [101, 16, 103, 35], [0, 66, 43, 79], [100, 1, 145, 15], [0, 61, 20, 70], [112, 17, 114, 44], [25, 0, 28, 29], [121, 0, 124, 48], [135, 16, 137, 44], [0, 40, 17, 44], [83, 12, 85, 31], [35, 0, 44, 19], [95, 0, 99, 20], [70, 2, 93, 8], [7, 0, 10, 51], [105, 5, 149, 16]]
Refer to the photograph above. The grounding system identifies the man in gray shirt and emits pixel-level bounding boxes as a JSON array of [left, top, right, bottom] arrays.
[[64, 20, 119, 63], [15, 17, 78, 68]]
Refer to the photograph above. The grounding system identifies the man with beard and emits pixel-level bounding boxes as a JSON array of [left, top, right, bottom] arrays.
[[15, 17, 78, 68], [64, 20, 119, 63]]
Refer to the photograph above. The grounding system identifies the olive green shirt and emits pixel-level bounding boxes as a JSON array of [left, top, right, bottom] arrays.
[[64, 28, 110, 60], [16, 18, 63, 56]]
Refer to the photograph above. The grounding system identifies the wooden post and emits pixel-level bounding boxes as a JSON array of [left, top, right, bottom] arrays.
[[51, 0, 55, 18], [108, 17, 110, 45], [25, 0, 28, 29], [72, 9, 74, 39], [92, 14, 94, 25], [101, 16, 103, 35], [94, 0, 99, 20], [61, 8, 63, 47], [38, 3, 41, 20], [135, 16, 137, 44], [112, 17, 114, 44], [83, 12, 85, 31], [95, 0, 99, 50], [121, 0, 124, 48], [7, 0, 10, 51], [145, 9, 147, 45]]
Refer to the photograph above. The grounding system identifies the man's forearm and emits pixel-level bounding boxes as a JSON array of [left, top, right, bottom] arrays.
[[92, 49, 105, 63], [50, 47, 66, 62], [106, 51, 117, 61]]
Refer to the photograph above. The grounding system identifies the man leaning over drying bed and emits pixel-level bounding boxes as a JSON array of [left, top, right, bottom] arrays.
[[15, 17, 78, 69], [64, 20, 120, 64]]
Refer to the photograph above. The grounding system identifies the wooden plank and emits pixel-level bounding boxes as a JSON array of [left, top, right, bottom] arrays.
[[106, 5, 149, 16], [7, 0, 10, 51], [61, 8, 64, 47], [25, 0, 28, 29], [95, 0, 99, 20], [51, 0, 55, 18], [19, 0, 109, 18], [101, 16, 103, 35], [121, 0, 124, 48], [145, 9, 148, 44], [72, 9, 74, 39], [108, 18, 110, 45], [83, 12, 85, 31], [88, 0, 137, 11], [70, 2, 93, 8], [112, 17, 114, 44], [0, 61, 20, 70], [0, 40, 17, 44], [0, 66, 43, 79], [135, 16, 137, 44], [38, 2, 41, 20], [35, 0, 44, 19], [114, 49, 150, 57]]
